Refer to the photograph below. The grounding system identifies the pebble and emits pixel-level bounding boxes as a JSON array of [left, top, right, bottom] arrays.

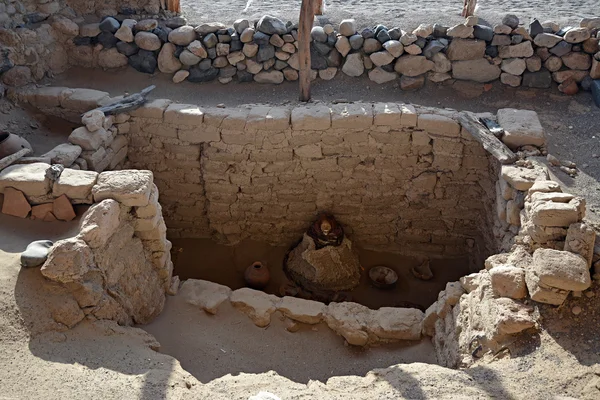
[[571, 306, 582, 315], [21, 240, 54, 268]]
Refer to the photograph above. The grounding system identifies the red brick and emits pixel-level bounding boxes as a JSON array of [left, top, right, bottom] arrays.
[[53, 194, 76, 221], [31, 203, 54, 220], [1, 187, 31, 218]]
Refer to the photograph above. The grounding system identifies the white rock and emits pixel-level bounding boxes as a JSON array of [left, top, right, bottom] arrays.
[[490, 265, 527, 299], [42, 144, 82, 167], [325, 302, 371, 346], [447, 24, 473, 38], [52, 169, 97, 203], [383, 40, 404, 58], [82, 110, 105, 132], [339, 19, 356, 36], [368, 67, 398, 84], [0, 162, 51, 197], [413, 24, 433, 38], [370, 50, 394, 66], [92, 170, 154, 207], [371, 307, 423, 340], [179, 279, 231, 314], [230, 288, 278, 327], [497, 108, 545, 149], [500, 58, 527, 75], [342, 53, 364, 77], [278, 296, 325, 324], [78, 199, 121, 248]]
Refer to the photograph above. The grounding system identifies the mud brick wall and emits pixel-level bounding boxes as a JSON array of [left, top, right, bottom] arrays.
[[124, 100, 498, 262]]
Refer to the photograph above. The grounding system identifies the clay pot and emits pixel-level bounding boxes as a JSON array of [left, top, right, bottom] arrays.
[[0, 132, 32, 159], [244, 262, 270, 290]]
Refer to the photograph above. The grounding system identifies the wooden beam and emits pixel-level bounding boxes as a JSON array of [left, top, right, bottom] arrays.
[[458, 111, 517, 165], [298, 0, 315, 102], [87, 85, 157, 116], [313, 0, 323, 15]]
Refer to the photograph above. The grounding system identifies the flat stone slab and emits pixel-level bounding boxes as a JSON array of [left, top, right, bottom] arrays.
[[277, 296, 325, 324], [0, 162, 51, 197], [230, 287, 278, 327], [501, 165, 547, 191], [92, 170, 154, 207], [21, 240, 54, 268], [52, 169, 98, 204], [179, 279, 232, 314], [497, 109, 545, 149], [528, 248, 591, 292]]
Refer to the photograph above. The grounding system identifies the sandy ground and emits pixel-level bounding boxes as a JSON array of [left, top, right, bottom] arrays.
[[179, 0, 596, 29], [50, 67, 600, 226], [143, 293, 436, 383]]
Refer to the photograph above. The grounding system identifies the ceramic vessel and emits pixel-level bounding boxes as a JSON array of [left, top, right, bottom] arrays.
[[0, 132, 32, 159], [244, 262, 270, 289]]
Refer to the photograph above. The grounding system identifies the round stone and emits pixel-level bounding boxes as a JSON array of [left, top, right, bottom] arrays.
[[21, 240, 53, 268]]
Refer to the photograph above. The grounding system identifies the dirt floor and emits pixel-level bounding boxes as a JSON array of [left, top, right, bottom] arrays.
[[179, 0, 594, 30], [172, 238, 470, 310]]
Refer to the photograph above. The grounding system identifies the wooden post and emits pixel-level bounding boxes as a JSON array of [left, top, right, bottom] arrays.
[[298, 0, 315, 102], [167, 0, 181, 13], [313, 0, 323, 15]]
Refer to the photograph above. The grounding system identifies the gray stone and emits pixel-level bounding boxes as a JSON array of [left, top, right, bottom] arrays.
[[499, 41, 534, 58], [502, 14, 519, 29], [256, 15, 287, 35], [473, 25, 494, 41], [254, 70, 284, 84], [203, 33, 218, 48], [311, 26, 327, 43], [564, 27, 591, 44], [549, 41, 572, 57], [363, 38, 382, 54], [394, 55, 434, 76], [349, 34, 364, 50], [234, 19, 250, 35], [21, 240, 53, 268], [99, 17, 120, 34], [134, 32, 161, 51], [194, 22, 227, 36], [529, 19, 544, 38], [342, 53, 364, 76], [368, 67, 397, 84], [452, 58, 501, 82], [339, 19, 356, 37], [446, 38, 486, 60], [422, 40, 445, 59], [168, 26, 196, 46], [534, 33, 563, 48]]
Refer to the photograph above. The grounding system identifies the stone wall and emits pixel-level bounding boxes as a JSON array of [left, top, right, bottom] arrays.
[[1, 11, 599, 97], [0, 161, 174, 328], [117, 99, 500, 263]]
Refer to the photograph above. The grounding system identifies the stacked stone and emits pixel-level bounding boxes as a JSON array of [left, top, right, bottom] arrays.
[[72, 15, 301, 84], [120, 96, 498, 261], [14, 87, 129, 172], [1, 12, 599, 96], [181, 280, 425, 346], [37, 169, 173, 328], [126, 99, 211, 238], [0, 162, 92, 220]]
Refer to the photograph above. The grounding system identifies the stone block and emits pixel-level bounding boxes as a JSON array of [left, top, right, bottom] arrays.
[[59, 88, 110, 113], [92, 170, 154, 207], [530, 201, 580, 227], [373, 103, 402, 126], [1, 187, 30, 218], [40, 237, 95, 283], [180, 279, 232, 314], [528, 248, 591, 291], [30, 203, 54, 220], [68, 127, 109, 151], [52, 169, 98, 203], [32, 86, 68, 108], [0, 163, 51, 197], [52, 194, 76, 221], [371, 307, 424, 340], [497, 109, 545, 149], [564, 222, 596, 267], [230, 288, 278, 327], [42, 144, 82, 167], [501, 165, 546, 191], [277, 296, 325, 324], [178, 127, 221, 143], [331, 103, 373, 129], [291, 105, 331, 130], [79, 199, 121, 248], [130, 99, 172, 119], [164, 103, 204, 125], [417, 114, 460, 136], [489, 265, 527, 299]]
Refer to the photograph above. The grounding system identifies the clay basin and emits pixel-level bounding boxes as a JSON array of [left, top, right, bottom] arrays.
[[368, 266, 398, 289]]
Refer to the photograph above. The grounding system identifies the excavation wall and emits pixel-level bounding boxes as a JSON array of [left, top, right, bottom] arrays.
[[123, 100, 499, 262]]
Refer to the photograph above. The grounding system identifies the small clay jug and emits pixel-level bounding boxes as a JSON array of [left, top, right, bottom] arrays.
[[0, 132, 32, 159], [244, 262, 270, 290]]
